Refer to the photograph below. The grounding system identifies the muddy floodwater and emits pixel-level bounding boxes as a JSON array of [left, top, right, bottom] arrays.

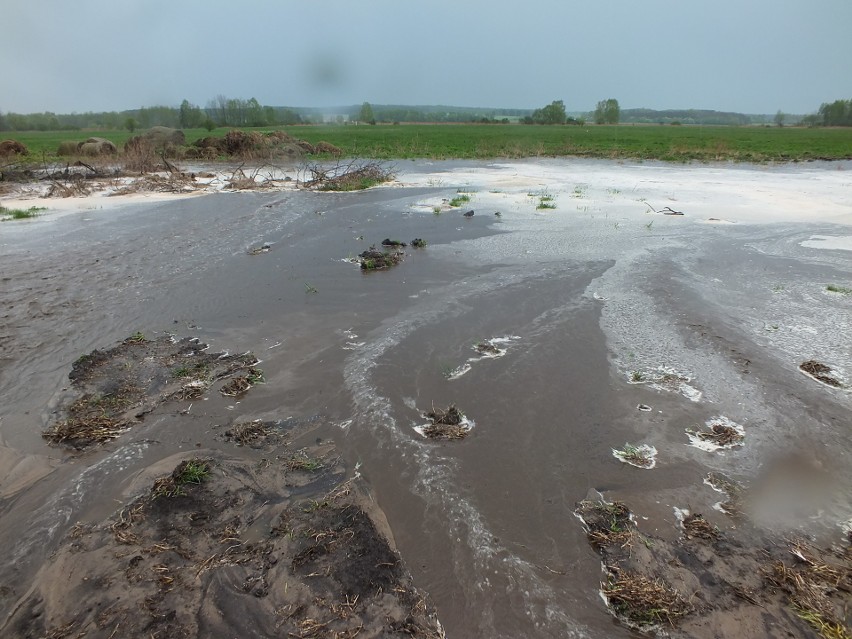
[[1, 159, 851, 638]]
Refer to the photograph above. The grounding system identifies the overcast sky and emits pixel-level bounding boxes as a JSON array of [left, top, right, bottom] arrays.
[[2, 0, 850, 115]]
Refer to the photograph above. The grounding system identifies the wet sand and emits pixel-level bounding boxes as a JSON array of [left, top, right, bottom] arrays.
[[1, 158, 851, 637]]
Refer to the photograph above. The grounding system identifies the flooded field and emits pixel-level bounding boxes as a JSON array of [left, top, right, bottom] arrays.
[[1, 159, 850, 638]]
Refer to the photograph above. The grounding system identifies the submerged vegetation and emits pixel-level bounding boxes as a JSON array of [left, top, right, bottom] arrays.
[[0, 205, 44, 219]]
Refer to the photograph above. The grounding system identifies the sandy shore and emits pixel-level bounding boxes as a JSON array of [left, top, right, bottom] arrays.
[[1, 158, 850, 638]]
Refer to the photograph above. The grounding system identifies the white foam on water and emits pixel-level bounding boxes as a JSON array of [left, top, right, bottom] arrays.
[[445, 336, 520, 381], [341, 277, 589, 637], [800, 235, 852, 251]]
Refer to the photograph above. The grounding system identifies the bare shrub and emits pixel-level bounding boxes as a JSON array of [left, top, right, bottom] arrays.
[[302, 159, 395, 191]]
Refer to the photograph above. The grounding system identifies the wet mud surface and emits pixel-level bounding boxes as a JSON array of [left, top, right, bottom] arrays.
[[2, 159, 851, 638]]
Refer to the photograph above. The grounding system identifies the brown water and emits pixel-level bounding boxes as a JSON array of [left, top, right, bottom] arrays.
[[2, 162, 851, 638]]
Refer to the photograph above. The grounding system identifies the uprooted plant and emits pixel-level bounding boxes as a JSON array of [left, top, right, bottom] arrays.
[[301, 160, 396, 191]]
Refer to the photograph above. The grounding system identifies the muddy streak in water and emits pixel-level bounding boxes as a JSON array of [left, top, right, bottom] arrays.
[[2, 159, 852, 638]]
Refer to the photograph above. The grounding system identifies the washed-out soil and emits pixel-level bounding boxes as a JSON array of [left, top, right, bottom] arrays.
[[576, 484, 852, 638], [4, 446, 443, 638], [43, 335, 259, 449]]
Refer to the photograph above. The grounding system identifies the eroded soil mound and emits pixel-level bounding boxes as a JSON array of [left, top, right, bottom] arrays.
[[44, 334, 260, 449], [4, 452, 442, 639], [575, 493, 851, 638]]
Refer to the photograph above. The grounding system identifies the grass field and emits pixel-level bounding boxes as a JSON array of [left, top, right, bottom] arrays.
[[6, 124, 852, 163]]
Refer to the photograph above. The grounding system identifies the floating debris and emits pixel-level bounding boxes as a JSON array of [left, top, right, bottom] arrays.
[[416, 404, 473, 440], [629, 366, 702, 402], [247, 243, 271, 255], [636, 404, 652, 412], [381, 238, 407, 247], [410, 238, 427, 248], [799, 360, 842, 388], [687, 416, 745, 451], [359, 245, 403, 270], [224, 419, 274, 446], [704, 472, 745, 519], [219, 367, 264, 397], [462, 210, 474, 217], [612, 443, 657, 469]]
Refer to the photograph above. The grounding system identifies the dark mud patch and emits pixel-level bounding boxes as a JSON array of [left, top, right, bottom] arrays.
[[800, 360, 843, 388], [3, 453, 442, 639], [359, 245, 404, 271], [576, 492, 852, 638], [44, 335, 259, 449]]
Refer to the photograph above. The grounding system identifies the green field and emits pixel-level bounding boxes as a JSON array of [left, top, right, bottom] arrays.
[[6, 124, 852, 163]]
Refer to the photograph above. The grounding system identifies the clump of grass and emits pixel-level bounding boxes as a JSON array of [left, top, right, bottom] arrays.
[[630, 371, 644, 383], [411, 238, 427, 248], [124, 331, 146, 344], [576, 500, 635, 548], [286, 453, 324, 472], [152, 459, 211, 498], [826, 284, 852, 295], [0, 205, 45, 220], [432, 206, 442, 215], [172, 362, 210, 379], [448, 193, 471, 207]]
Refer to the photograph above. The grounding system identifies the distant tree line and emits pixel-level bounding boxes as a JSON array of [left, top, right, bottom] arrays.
[[0, 96, 301, 132], [812, 99, 852, 126], [350, 104, 528, 124]]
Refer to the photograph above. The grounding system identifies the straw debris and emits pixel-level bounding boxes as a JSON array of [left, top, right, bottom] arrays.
[[602, 568, 693, 627], [422, 404, 469, 440], [765, 541, 852, 639], [682, 513, 720, 541], [800, 360, 842, 387]]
